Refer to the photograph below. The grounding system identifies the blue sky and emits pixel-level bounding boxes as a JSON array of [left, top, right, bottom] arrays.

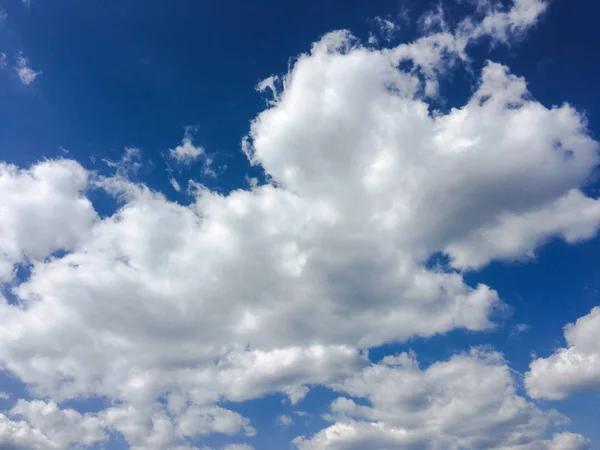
[[1, 0, 600, 449]]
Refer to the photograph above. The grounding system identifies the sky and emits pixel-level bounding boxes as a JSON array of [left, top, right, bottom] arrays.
[[0, 0, 600, 449]]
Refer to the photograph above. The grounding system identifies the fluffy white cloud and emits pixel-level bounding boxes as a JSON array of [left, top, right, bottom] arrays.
[[293, 350, 586, 450], [176, 405, 255, 438], [0, 159, 97, 282], [547, 432, 592, 450], [0, 400, 106, 450], [0, 413, 58, 450], [97, 402, 255, 450], [0, 0, 597, 448], [10, 400, 106, 447], [15, 52, 41, 85], [526, 307, 600, 400]]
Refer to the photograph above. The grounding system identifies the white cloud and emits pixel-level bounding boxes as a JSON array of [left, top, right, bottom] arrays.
[[0, 392, 9, 400], [223, 445, 254, 450], [103, 147, 142, 179], [526, 307, 600, 400], [15, 52, 41, 85], [0, 400, 106, 449], [277, 414, 293, 428], [0, 159, 97, 282], [0, 413, 58, 450], [169, 130, 214, 174], [547, 432, 592, 450], [370, 16, 400, 44], [0, 0, 596, 448], [170, 178, 182, 192], [293, 350, 586, 450], [176, 405, 255, 438]]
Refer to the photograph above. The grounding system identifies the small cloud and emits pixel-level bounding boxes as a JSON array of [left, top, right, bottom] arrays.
[[277, 414, 293, 428], [60, 146, 70, 154], [510, 323, 530, 337], [15, 52, 41, 85], [169, 178, 182, 192], [103, 147, 142, 178], [371, 16, 401, 43], [0, 391, 10, 400], [256, 75, 280, 105], [245, 176, 259, 189], [583, 286, 599, 295], [169, 128, 215, 177], [223, 445, 254, 450], [0, 9, 7, 24], [0, 52, 7, 67]]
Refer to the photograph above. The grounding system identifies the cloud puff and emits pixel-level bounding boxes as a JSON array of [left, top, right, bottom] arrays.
[[0, 400, 106, 449], [293, 350, 588, 450], [169, 129, 214, 174], [526, 307, 600, 400], [0, 0, 597, 448], [0, 159, 97, 282], [548, 432, 592, 450], [15, 52, 41, 85]]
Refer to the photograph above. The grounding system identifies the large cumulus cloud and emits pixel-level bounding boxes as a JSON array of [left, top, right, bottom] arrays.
[[0, 0, 598, 448]]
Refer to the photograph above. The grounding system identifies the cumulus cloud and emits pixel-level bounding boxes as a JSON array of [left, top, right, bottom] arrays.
[[526, 307, 600, 400], [15, 52, 41, 85], [0, 400, 106, 449], [547, 432, 592, 450], [293, 350, 587, 450], [0, 159, 97, 282], [0, 0, 596, 448]]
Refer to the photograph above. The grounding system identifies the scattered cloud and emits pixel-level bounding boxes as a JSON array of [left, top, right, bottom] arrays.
[[277, 414, 293, 428], [223, 444, 254, 450], [169, 128, 214, 175], [368, 16, 401, 45], [170, 177, 182, 192], [15, 52, 41, 85], [510, 323, 530, 337], [294, 349, 588, 449], [102, 147, 142, 179]]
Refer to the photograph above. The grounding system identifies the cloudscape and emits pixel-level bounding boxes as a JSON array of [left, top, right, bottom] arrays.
[[0, 0, 599, 448]]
